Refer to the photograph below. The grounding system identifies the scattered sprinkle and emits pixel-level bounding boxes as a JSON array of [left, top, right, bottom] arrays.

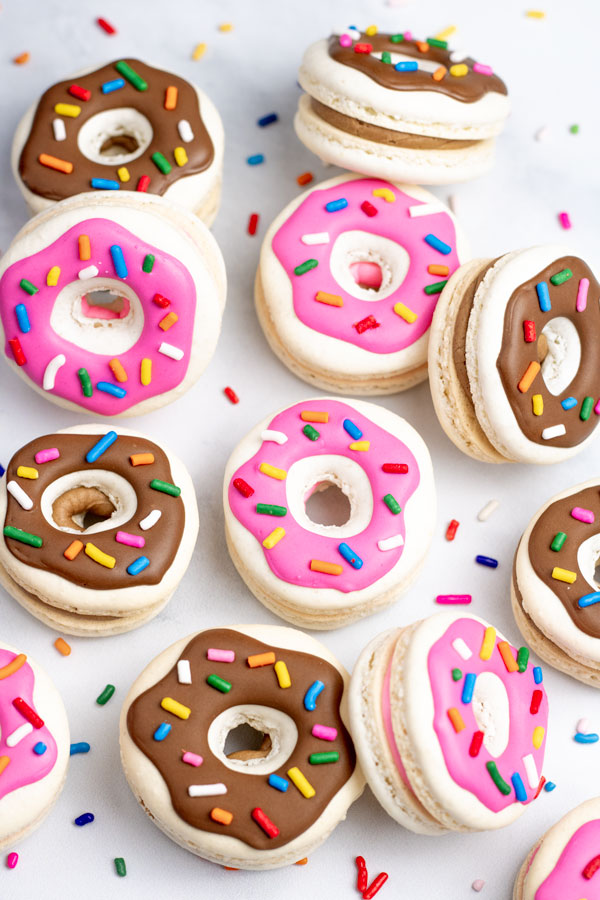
[[70, 742, 90, 755], [192, 43, 207, 60], [6, 852, 19, 869], [97, 17, 116, 34], [436, 595, 472, 605], [224, 386, 239, 404], [476, 555, 498, 568], [472, 880, 485, 892], [258, 113, 278, 127], [96, 684, 115, 706], [297, 172, 313, 186], [446, 519, 460, 541], [558, 211, 572, 229], [54, 638, 71, 656], [247, 154, 264, 165], [74, 813, 95, 827], [114, 858, 127, 877], [477, 500, 499, 522], [13, 52, 30, 65]]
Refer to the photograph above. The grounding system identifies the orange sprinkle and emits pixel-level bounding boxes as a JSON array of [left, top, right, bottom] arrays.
[[433, 65, 447, 81], [310, 560, 343, 576], [518, 360, 541, 393], [158, 312, 179, 331], [211, 807, 233, 825], [297, 172, 313, 186], [223, 867, 239, 871], [38, 153, 73, 174], [247, 652, 276, 668], [0, 757, 10, 776], [295, 858, 309, 866], [416, 41, 430, 52], [0, 653, 27, 680], [64, 540, 84, 561], [54, 638, 71, 657], [498, 641, 519, 672], [164, 85, 178, 110], [109, 358, 128, 383], [130, 453, 155, 466], [300, 410, 329, 423], [447, 707, 466, 732], [78, 235, 91, 261], [428, 264, 449, 276], [14, 52, 30, 65], [315, 291, 343, 307]]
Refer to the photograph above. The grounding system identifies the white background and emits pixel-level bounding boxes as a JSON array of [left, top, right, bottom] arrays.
[[1, 0, 599, 897]]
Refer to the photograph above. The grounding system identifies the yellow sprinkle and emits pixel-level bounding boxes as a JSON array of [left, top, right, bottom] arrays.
[[218, 22, 233, 31], [349, 441, 370, 452], [526, 9, 546, 18], [435, 25, 457, 40], [479, 626, 496, 661], [259, 463, 287, 480], [17, 466, 38, 479], [552, 566, 577, 584], [393, 302, 418, 324], [263, 527, 285, 549], [161, 697, 191, 720], [532, 394, 544, 416], [47, 266, 61, 286], [287, 766, 315, 799], [140, 358, 152, 386], [532, 726, 545, 749], [192, 42, 207, 60], [174, 146, 188, 167], [85, 543, 116, 569], [274, 660, 291, 689], [117, 166, 130, 182], [54, 102, 81, 118], [449, 64, 469, 77], [365, 24, 378, 36], [372, 187, 395, 203]]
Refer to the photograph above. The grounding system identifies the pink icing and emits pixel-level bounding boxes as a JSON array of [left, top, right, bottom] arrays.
[[535, 819, 600, 898], [0, 218, 196, 414], [270, 178, 461, 353], [0, 650, 58, 801], [228, 399, 420, 592]]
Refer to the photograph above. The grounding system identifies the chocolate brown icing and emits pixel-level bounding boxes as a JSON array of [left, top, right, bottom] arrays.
[[3, 432, 185, 589], [527, 486, 600, 638], [327, 33, 507, 103], [19, 59, 214, 201], [127, 629, 357, 850]]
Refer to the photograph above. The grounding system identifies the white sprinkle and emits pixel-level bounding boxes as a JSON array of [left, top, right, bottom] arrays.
[[577, 717, 592, 734], [159, 342, 184, 361], [408, 203, 447, 218], [261, 429, 288, 444], [78, 265, 99, 279], [447, 194, 459, 215], [450, 50, 468, 62], [177, 660, 192, 685], [522, 754, 538, 789], [535, 126, 549, 142], [477, 500, 499, 522], [377, 534, 404, 551], [7, 480, 33, 510], [471, 880, 485, 893], [52, 118, 67, 141], [139, 509, 162, 531], [188, 783, 227, 798], [178, 119, 194, 143], [452, 638, 472, 660], [542, 424, 566, 440], [6, 722, 34, 747], [43, 354, 66, 391], [301, 232, 330, 245]]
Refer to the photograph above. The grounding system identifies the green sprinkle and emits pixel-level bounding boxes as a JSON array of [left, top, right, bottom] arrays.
[[569, 124, 579, 134], [551, 531, 566, 552], [151, 151, 172, 174], [150, 478, 181, 497], [114, 858, 127, 877], [294, 259, 318, 276], [517, 647, 529, 673], [207, 674, 231, 693], [381, 51, 392, 64], [383, 493, 401, 515], [424, 280, 448, 295], [451, 668, 462, 681], [256, 503, 287, 517], [390, 33, 404, 42], [486, 761, 511, 796], [427, 37, 448, 49], [20, 278, 39, 295], [309, 751, 339, 765], [115, 60, 148, 91], [550, 268, 572, 286], [3, 526, 43, 548], [142, 254, 155, 273], [580, 396, 594, 421], [78, 367, 93, 397], [303, 424, 320, 441], [96, 684, 116, 706]]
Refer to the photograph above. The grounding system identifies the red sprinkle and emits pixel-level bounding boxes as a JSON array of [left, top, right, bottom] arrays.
[[8, 338, 26, 367], [233, 478, 254, 498], [137, 175, 150, 193], [469, 731, 484, 757], [445, 519, 460, 541], [354, 314, 380, 334], [13, 697, 44, 729], [153, 293, 171, 309], [224, 386, 239, 404], [97, 16, 116, 34], [530, 689, 543, 714], [69, 84, 92, 101], [363, 872, 389, 899], [583, 854, 600, 880], [297, 172, 313, 186], [523, 320, 536, 342], [534, 776, 546, 799], [248, 213, 259, 235], [354, 42, 373, 54], [382, 463, 408, 474], [251, 807, 279, 838], [361, 201, 378, 217], [356, 856, 368, 892]]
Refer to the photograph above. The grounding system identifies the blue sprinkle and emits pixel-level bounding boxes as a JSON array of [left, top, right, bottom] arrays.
[[0, 463, 4, 478], [461, 673, 476, 704], [338, 542, 363, 570], [268, 774, 289, 792], [424, 233, 452, 255], [536, 281, 551, 312], [533, 666, 543, 684], [86, 431, 118, 463], [511, 772, 527, 802], [74, 813, 94, 827], [101, 78, 126, 93], [304, 680, 325, 711], [561, 397, 577, 410], [343, 418, 363, 440], [578, 591, 600, 608], [15, 303, 31, 333], [395, 60, 418, 71], [258, 113, 278, 127], [33, 742, 47, 755], [476, 555, 498, 568], [153, 722, 172, 742], [247, 154, 264, 165], [110, 244, 128, 278], [544, 781, 556, 792], [90, 178, 120, 190], [127, 556, 150, 576], [574, 732, 599, 744], [96, 382, 127, 399], [325, 198, 348, 212], [70, 742, 91, 756]]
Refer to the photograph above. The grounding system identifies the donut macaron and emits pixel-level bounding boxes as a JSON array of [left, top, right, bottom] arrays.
[[0, 641, 70, 850], [429, 246, 600, 464], [12, 58, 224, 224], [256, 174, 468, 394], [0, 423, 199, 636], [120, 624, 364, 869], [295, 27, 510, 185], [0, 192, 226, 417], [512, 479, 600, 687], [349, 612, 549, 834], [223, 397, 435, 629]]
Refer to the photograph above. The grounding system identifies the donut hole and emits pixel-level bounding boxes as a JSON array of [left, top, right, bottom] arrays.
[[40, 470, 137, 535], [224, 723, 272, 761], [286, 455, 373, 539], [304, 481, 352, 527], [77, 108, 153, 166], [82, 289, 130, 322], [576, 535, 600, 592], [50, 278, 144, 356], [539, 317, 581, 396], [52, 486, 116, 532], [329, 231, 410, 302], [471, 672, 510, 758], [99, 134, 140, 157], [207, 705, 298, 775]]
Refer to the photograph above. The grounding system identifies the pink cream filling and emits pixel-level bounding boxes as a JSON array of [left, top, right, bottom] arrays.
[[81, 296, 130, 320], [381, 657, 416, 794]]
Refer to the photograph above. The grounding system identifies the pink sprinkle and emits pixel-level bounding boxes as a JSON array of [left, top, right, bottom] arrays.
[[6, 852, 18, 869], [436, 594, 472, 605], [207, 648, 235, 663], [473, 63, 493, 76], [472, 880, 485, 892], [559, 211, 572, 229], [339, 33, 352, 47], [115, 531, 145, 548], [571, 507, 595, 524], [34, 448, 60, 464], [182, 751, 203, 767], [312, 724, 338, 741], [404, 30, 413, 40], [595, 398, 600, 415], [576, 277, 589, 311]]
